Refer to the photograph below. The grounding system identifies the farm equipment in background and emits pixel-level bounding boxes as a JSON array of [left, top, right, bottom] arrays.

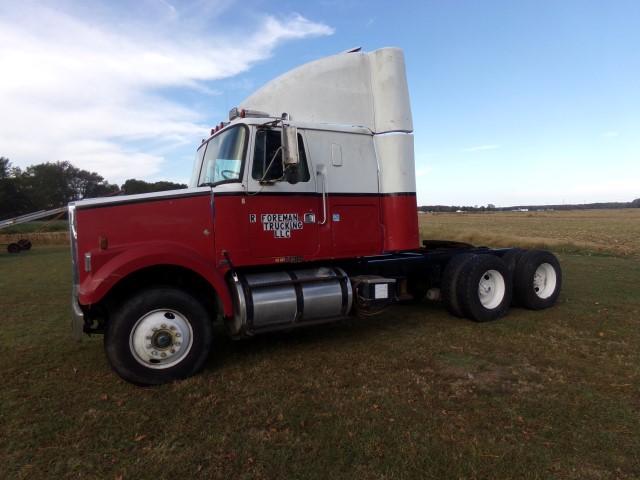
[[0, 207, 67, 253]]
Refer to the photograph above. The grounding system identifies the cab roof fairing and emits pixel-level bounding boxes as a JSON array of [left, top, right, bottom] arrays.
[[238, 47, 413, 135]]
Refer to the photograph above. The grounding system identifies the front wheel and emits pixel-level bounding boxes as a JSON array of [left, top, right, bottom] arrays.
[[105, 287, 213, 385]]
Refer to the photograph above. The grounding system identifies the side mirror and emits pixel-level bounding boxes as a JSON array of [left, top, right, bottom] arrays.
[[281, 125, 299, 167]]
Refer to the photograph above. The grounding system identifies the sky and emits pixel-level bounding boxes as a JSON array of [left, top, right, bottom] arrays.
[[1, 0, 639, 207]]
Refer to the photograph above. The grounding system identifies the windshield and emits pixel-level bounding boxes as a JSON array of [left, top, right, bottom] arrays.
[[198, 125, 247, 186], [190, 143, 207, 187]]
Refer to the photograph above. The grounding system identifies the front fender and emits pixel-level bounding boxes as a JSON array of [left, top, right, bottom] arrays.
[[78, 241, 233, 316]]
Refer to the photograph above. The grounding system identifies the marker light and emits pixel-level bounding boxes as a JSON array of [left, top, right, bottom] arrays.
[[229, 106, 271, 121]]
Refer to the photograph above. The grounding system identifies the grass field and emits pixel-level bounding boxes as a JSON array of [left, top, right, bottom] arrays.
[[1, 211, 640, 479], [420, 209, 640, 257]]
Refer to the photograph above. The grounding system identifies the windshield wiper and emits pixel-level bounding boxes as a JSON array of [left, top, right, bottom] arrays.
[[198, 182, 215, 187]]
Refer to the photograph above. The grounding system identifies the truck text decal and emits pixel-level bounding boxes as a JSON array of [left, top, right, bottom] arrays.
[[261, 213, 303, 238]]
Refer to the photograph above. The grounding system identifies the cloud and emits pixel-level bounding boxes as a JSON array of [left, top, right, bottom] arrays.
[[0, 1, 333, 182], [462, 144, 501, 152]]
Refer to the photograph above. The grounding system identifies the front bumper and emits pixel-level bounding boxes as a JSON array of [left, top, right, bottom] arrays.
[[71, 287, 84, 340]]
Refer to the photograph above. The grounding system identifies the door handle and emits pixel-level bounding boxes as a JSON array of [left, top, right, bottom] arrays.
[[304, 212, 316, 223]]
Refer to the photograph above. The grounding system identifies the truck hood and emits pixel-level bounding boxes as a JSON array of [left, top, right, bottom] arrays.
[[70, 187, 211, 210]]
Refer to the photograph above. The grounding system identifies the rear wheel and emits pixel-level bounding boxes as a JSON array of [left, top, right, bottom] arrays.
[[7, 243, 20, 254], [501, 248, 525, 305], [458, 255, 512, 322], [501, 248, 524, 275], [105, 287, 213, 385], [514, 250, 562, 310], [441, 253, 476, 317]]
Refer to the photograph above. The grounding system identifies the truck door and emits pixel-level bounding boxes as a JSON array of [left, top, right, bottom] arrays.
[[195, 124, 250, 267], [304, 129, 383, 258], [245, 128, 320, 260]]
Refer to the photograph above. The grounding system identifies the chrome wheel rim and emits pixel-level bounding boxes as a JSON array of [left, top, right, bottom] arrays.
[[478, 269, 506, 309], [129, 309, 193, 369], [533, 263, 557, 299]]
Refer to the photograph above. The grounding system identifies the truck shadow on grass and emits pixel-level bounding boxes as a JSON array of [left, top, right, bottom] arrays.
[[204, 300, 469, 371], [198, 299, 558, 412]]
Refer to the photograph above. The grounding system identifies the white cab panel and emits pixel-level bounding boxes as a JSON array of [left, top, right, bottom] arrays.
[[374, 133, 416, 194], [304, 130, 378, 194]]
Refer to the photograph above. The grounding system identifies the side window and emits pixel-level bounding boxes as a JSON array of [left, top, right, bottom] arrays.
[[252, 130, 310, 183]]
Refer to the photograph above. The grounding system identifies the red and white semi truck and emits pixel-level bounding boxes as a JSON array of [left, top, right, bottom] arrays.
[[69, 48, 562, 385]]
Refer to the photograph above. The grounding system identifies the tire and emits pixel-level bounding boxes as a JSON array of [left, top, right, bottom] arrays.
[[501, 248, 525, 305], [441, 253, 476, 317], [501, 248, 524, 276], [17, 239, 32, 250], [458, 254, 512, 322], [513, 250, 562, 310], [105, 287, 213, 386], [7, 243, 21, 254]]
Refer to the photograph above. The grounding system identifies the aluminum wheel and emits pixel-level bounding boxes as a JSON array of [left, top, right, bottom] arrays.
[[533, 262, 557, 299], [129, 309, 193, 369], [477, 269, 506, 309]]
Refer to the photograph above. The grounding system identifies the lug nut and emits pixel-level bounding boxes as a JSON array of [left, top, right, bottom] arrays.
[[161, 324, 167, 329], [176, 333, 181, 338], [170, 349, 176, 353], [160, 352, 166, 358], [169, 325, 176, 331]]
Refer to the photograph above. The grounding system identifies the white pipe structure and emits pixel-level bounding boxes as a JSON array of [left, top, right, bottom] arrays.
[[0, 207, 67, 231]]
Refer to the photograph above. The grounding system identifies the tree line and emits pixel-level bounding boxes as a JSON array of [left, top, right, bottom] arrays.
[[0, 157, 186, 219], [419, 200, 640, 213]]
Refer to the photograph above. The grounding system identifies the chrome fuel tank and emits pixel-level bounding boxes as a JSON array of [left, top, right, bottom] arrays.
[[228, 267, 352, 336]]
